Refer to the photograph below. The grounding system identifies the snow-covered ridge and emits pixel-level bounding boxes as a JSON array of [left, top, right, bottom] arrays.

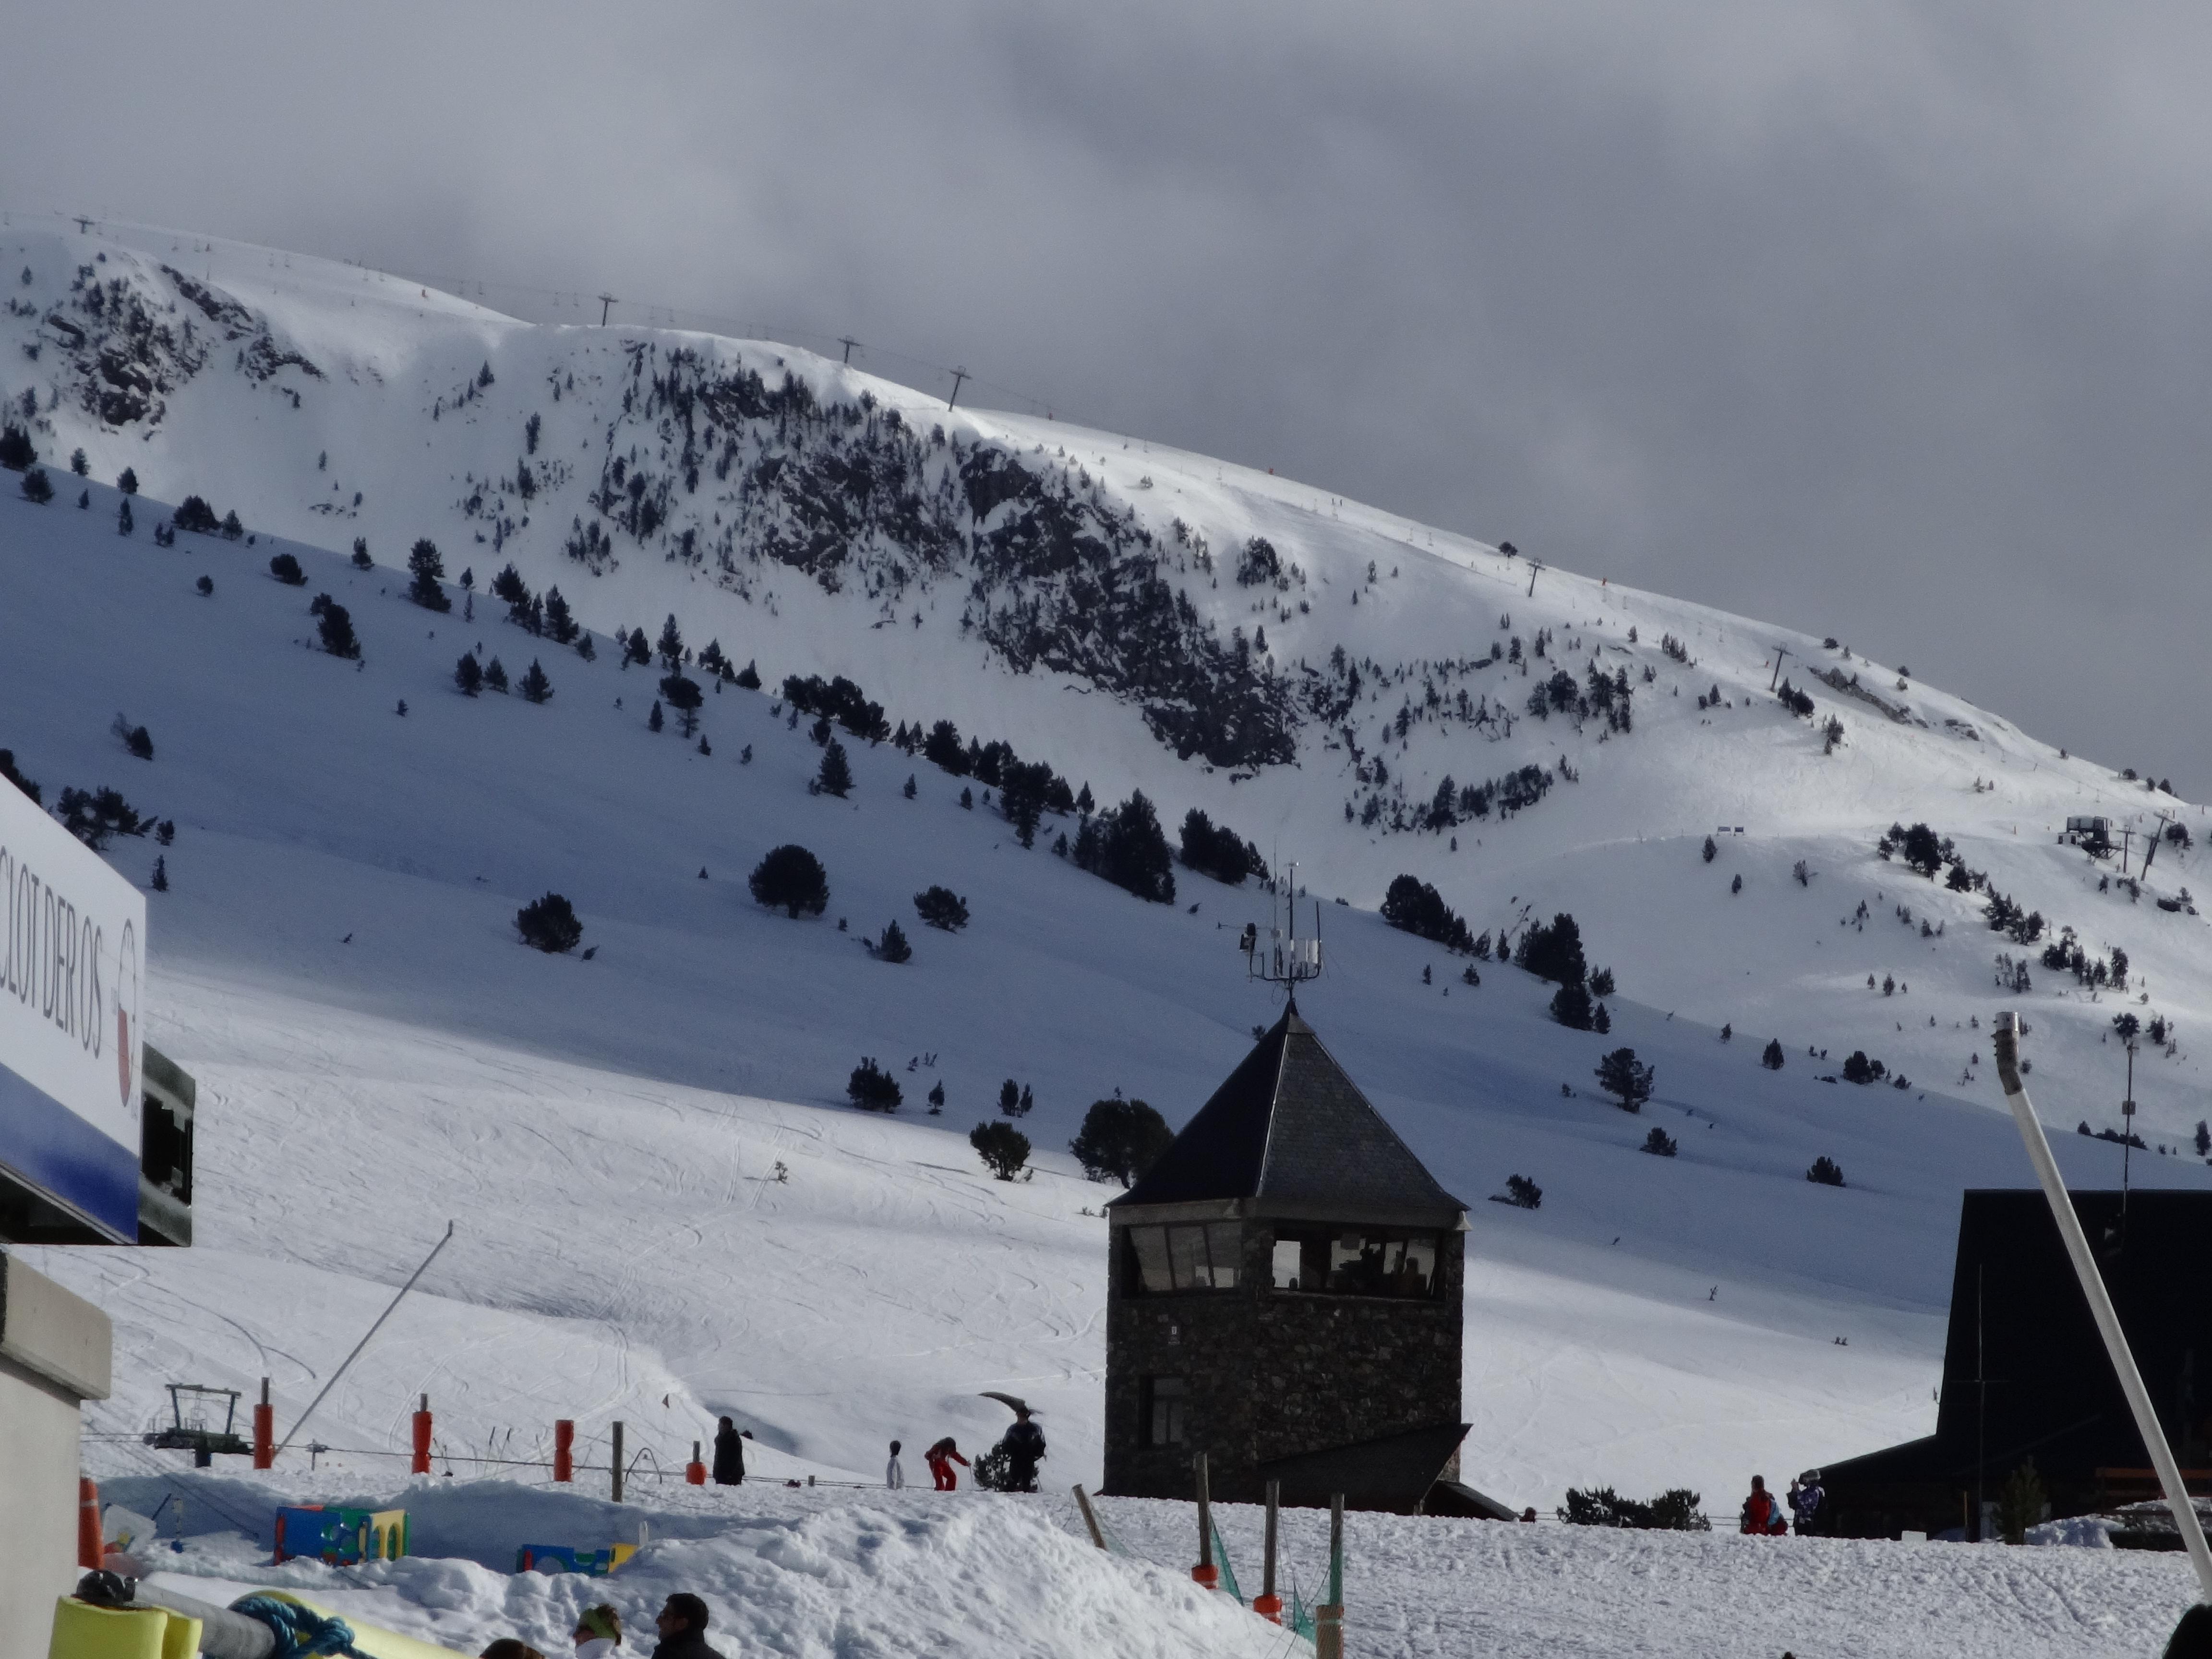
[[3, 214, 2206, 1141]]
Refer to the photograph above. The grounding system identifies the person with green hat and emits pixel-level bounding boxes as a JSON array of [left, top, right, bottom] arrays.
[[573, 1604, 622, 1656]]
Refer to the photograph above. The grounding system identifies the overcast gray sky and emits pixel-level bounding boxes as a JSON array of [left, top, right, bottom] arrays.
[[5, 2, 2208, 793]]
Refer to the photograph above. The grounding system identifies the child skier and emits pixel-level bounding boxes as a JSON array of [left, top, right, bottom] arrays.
[[925, 1437, 970, 1491]]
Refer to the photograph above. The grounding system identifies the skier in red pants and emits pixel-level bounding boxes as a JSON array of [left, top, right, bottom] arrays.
[[1740, 1475, 1788, 1535], [925, 1437, 969, 1491]]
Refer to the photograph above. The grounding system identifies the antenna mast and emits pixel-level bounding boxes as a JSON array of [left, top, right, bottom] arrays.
[[1238, 862, 1323, 1001]]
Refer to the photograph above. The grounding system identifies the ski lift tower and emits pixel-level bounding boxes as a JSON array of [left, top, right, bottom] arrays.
[[1238, 864, 1322, 998]]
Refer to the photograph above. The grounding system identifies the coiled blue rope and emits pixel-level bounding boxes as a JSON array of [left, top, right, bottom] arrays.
[[231, 1595, 363, 1658]]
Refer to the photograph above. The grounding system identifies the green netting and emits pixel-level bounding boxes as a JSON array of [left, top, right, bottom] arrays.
[[1210, 1519, 1242, 1601], [1287, 1573, 1316, 1642]]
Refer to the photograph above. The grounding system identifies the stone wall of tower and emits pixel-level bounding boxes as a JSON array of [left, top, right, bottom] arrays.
[[1102, 1220, 1464, 1503]]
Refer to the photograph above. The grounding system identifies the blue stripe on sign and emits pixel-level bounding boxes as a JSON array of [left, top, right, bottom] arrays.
[[0, 1061, 139, 1241]]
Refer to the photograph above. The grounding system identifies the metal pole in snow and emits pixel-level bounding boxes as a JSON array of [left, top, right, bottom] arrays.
[[1993, 1014, 2212, 1598], [276, 1221, 455, 1458], [1255, 1479, 1283, 1623], [1192, 1452, 1217, 1588]]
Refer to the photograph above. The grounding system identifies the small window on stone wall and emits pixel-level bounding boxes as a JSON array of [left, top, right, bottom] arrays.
[[1146, 1376, 1188, 1445], [1125, 1222, 1242, 1292]]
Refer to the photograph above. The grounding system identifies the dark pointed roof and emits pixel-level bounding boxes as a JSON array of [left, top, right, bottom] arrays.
[[1110, 1002, 1467, 1227]]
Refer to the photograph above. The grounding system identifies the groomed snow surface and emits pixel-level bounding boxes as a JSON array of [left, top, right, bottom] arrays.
[[107, 1469, 2201, 1658]]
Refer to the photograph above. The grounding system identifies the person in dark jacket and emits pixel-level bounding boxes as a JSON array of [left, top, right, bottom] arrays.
[[1001, 1407, 1046, 1493], [711, 1416, 745, 1486], [651, 1594, 724, 1659]]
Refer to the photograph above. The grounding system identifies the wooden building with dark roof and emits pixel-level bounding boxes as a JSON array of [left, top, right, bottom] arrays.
[[1821, 1188, 2212, 1540], [1102, 1002, 1492, 1514]]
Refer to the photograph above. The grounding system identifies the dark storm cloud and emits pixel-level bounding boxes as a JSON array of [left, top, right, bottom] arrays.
[[4, 1, 2208, 789]]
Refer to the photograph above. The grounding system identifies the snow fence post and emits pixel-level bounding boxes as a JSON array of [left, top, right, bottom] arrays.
[[1072, 1486, 1107, 1550], [553, 1419, 574, 1482], [612, 1422, 625, 1503], [1252, 1480, 1282, 1623], [252, 1378, 274, 1469], [1314, 1493, 1344, 1659], [1191, 1453, 1218, 1589], [410, 1395, 432, 1475]]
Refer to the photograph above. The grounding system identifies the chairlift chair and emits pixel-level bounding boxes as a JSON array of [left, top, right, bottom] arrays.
[[143, 1382, 250, 1467]]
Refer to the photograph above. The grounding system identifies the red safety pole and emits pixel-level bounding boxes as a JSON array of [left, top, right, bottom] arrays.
[[686, 1440, 707, 1485], [1191, 1453, 1219, 1590], [553, 1419, 575, 1483], [252, 1377, 275, 1469], [79, 1478, 102, 1569], [410, 1394, 432, 1476]]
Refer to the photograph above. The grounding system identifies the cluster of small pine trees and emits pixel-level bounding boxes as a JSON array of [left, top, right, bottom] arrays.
[[1178, 809, 1267, 886], [1073, 790, 1176, 903]]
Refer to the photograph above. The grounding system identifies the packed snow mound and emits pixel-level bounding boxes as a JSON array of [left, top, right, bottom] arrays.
[[2, 214, 2206, 1140], [118, 1477, 1281, 1659], [108, 1470, 2205, 1659]]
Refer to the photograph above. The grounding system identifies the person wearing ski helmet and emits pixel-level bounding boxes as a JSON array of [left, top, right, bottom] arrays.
[[1789, 1470, 1824, 1534]]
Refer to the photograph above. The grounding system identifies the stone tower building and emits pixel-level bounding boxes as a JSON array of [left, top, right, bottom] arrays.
[[1102, 1002, 1480, 1513]]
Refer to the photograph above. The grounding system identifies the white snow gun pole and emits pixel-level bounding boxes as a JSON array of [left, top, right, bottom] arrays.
[[276, 1220, 455, 1459], [1993, 1014, 2212, 1598]]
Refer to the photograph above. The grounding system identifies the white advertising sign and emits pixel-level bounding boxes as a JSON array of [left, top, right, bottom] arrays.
[[0, 779, 145, 1240]]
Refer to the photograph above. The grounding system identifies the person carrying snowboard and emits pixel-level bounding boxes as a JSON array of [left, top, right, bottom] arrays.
[[925, 1436, 970, 1491], [981, 1391, 1048, 1492], [1740, 1474, 1787, 1535]]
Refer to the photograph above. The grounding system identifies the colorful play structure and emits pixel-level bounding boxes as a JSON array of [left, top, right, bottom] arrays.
[[271, 1504, 409, 1566], [514, 1541, 638, 1575]]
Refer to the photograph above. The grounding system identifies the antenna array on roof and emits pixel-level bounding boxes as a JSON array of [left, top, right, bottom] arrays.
[[1239, 862, 1323, 990]]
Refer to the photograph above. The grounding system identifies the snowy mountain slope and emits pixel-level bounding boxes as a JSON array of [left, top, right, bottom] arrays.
[[2, 213, 2206, 1151], [8, 483, 2209, 1521]]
